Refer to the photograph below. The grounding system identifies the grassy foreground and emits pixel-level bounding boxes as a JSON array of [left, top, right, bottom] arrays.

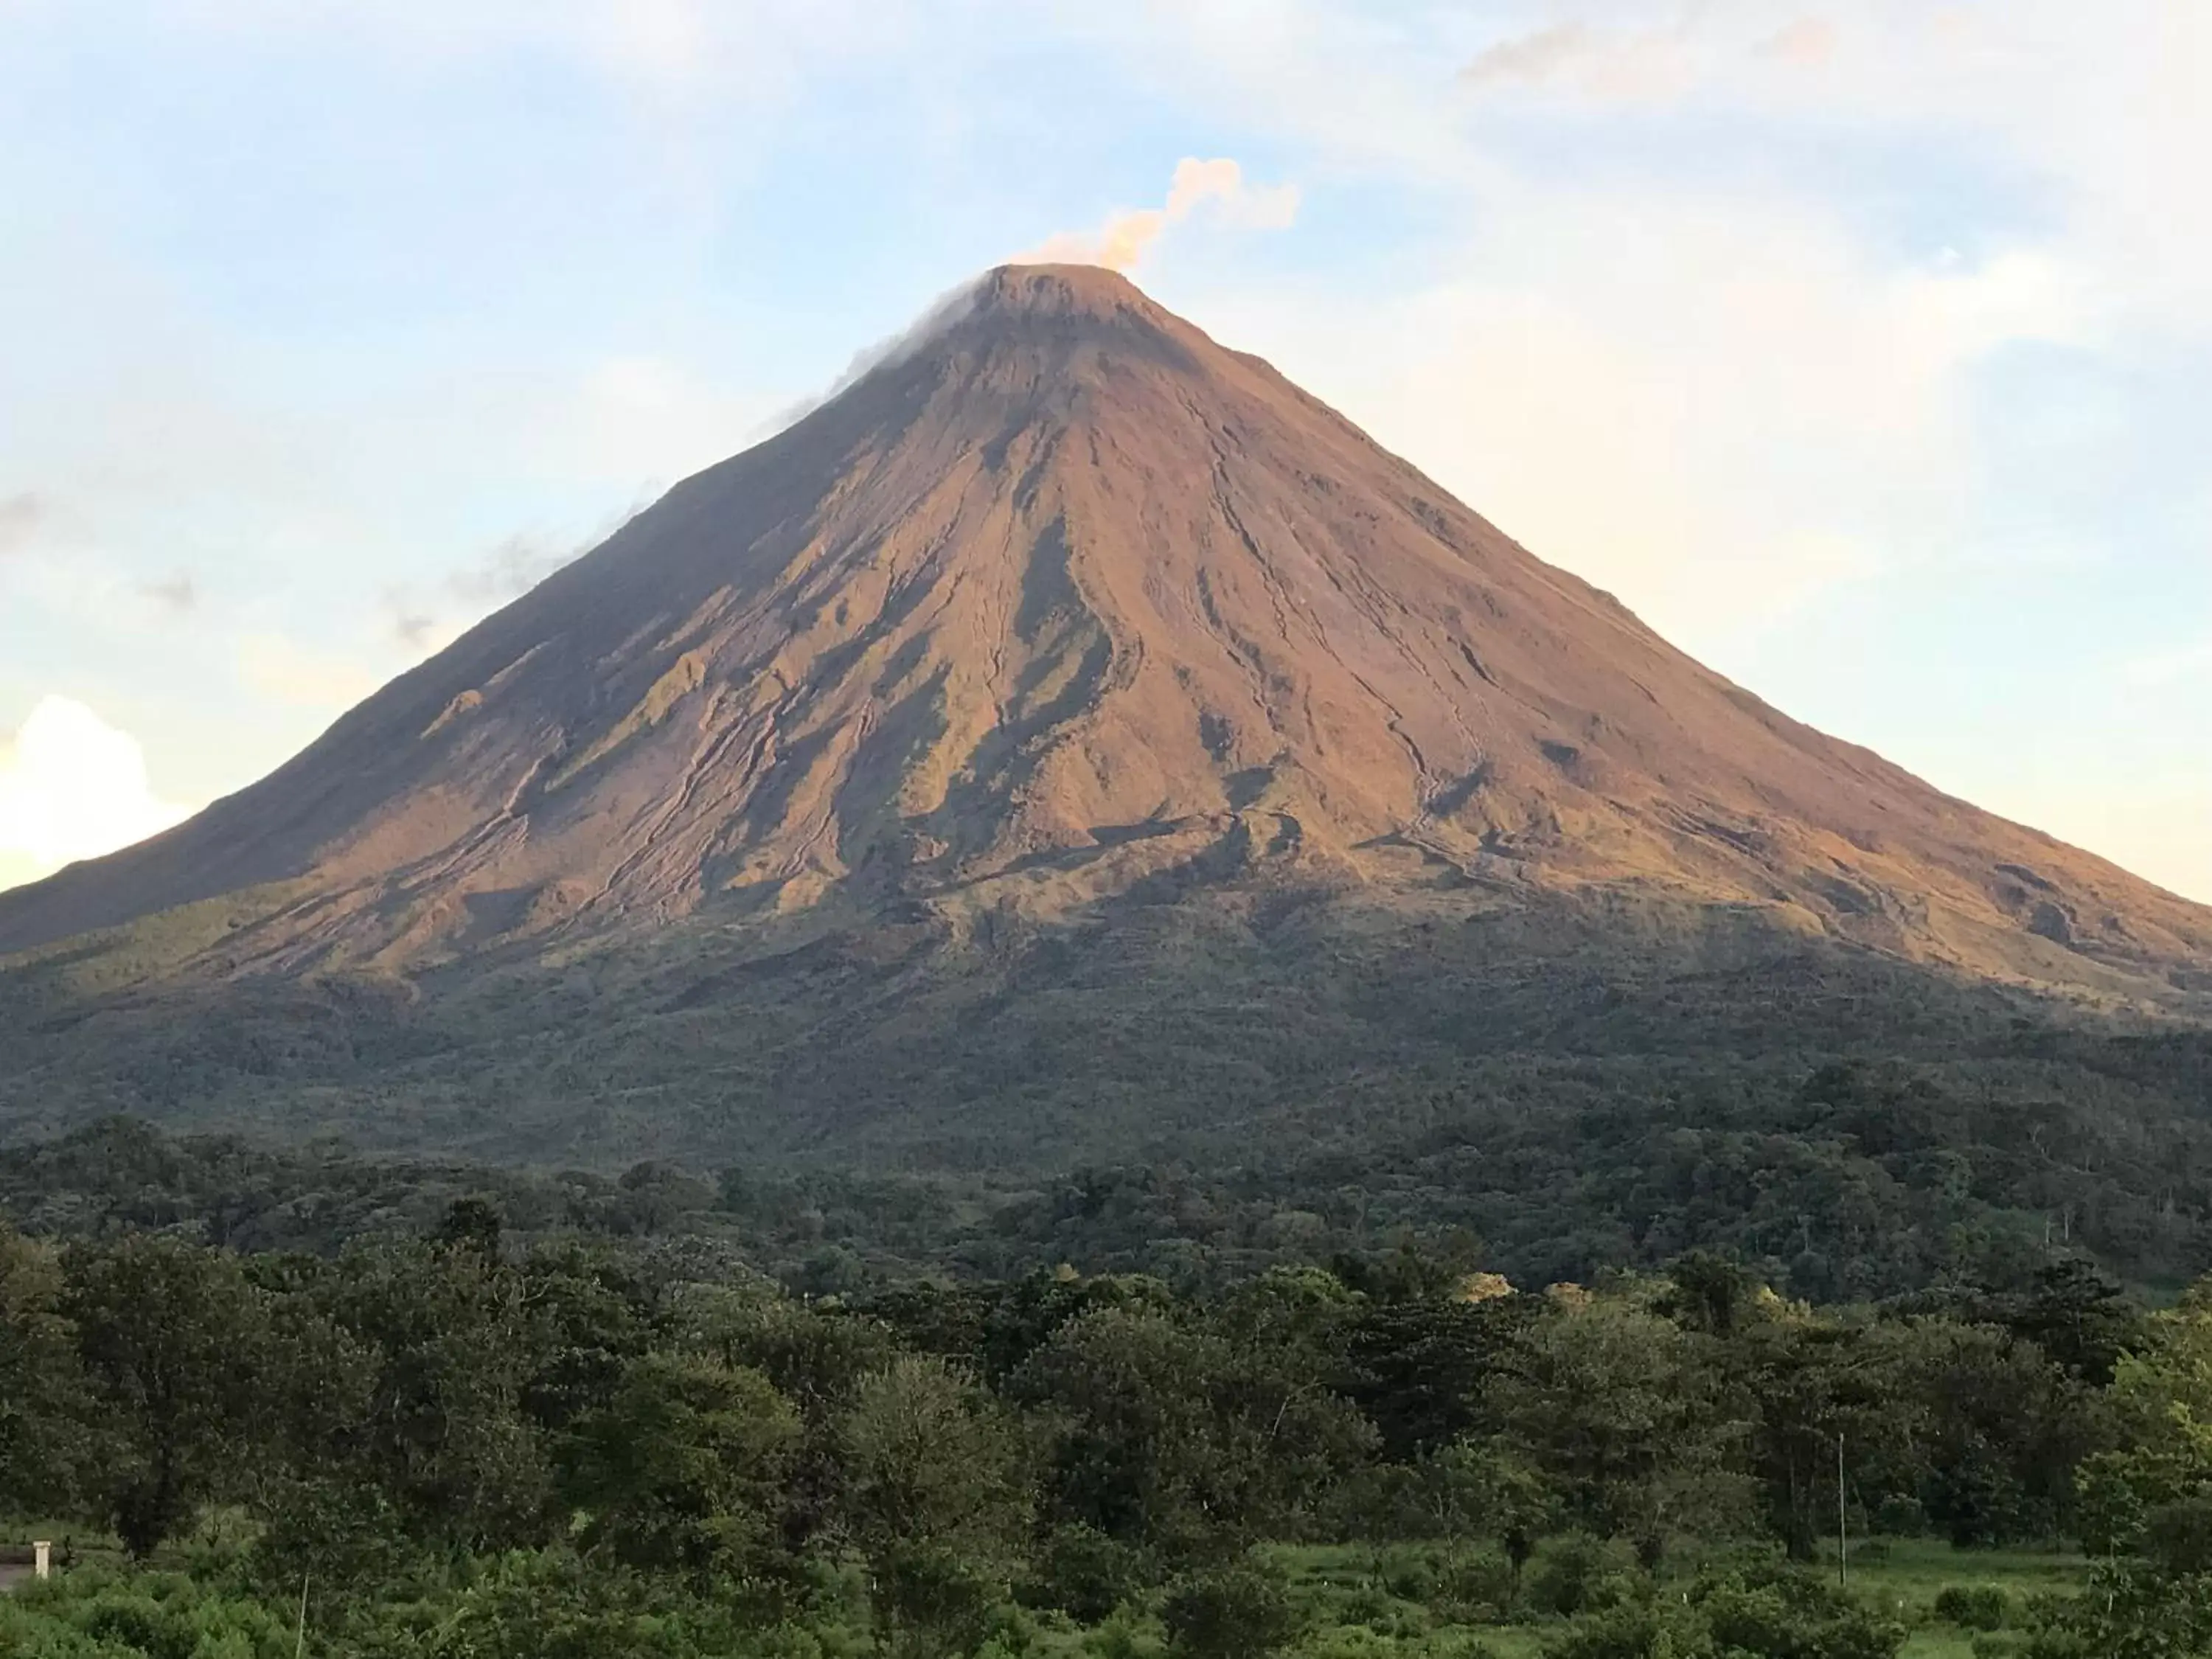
[[1838, 1543, 2089, 1656], [0, 1531, 2106, 1658], [1239, 1540, 2090, 1659]]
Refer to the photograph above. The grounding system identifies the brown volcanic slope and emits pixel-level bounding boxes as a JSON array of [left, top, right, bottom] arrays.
[[1, 263, 2207, 994]]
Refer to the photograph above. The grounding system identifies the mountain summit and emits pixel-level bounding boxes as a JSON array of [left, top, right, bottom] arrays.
[[2, 263, 2206, 997]]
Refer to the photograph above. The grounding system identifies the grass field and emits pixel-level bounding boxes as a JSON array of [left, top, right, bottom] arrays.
[[1, 1520, 2089, 1655], [1256, 1538, 2088, 1658], [1837, 1540, 2086, 1656]]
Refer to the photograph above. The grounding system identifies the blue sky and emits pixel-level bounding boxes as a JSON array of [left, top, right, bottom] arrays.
[[1, 0, 2206, 900]]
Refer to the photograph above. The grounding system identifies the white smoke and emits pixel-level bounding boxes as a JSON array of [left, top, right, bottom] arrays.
[[1013, 157, 1300, 274], [752, 275, 987, 440]]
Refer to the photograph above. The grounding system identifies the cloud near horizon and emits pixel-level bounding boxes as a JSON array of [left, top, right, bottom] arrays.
[[0, 696, 194, 888]]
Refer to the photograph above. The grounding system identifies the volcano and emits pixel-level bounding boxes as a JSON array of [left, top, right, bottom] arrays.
[[1, 265, 2207, 1164], [4, 263, 2203, 981]]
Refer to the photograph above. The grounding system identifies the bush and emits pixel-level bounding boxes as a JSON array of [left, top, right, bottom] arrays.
[[1934, 1585, 2010, 1631], [1521, 1537, 1640, 1620], [1161, 1563, 1307, 1659], [1421, 1637, 1503, 1659], [1968, 1635, 2032, 1659], [1540, 1602, 1703, 1659], [1082, 1607, 1169, 1659], [1332, 1585, 1394, 1629], [1700, 1571, 1903, 1659], [1539, 1566, 1905, 1659], [1368, 1543, 1510, 1618], [0, 1569, 294, 1659], [1870, 1496, 1928, 1539], [1296, 1629, 1399, 1659], [1030, 1526, 1158, 1623], [974, 1601, 1044, 1659], [2012, 1559, 2212, 1658], [873, 1546, 1005, 1659], [2146, 1496, 2212, 1578], [1430, 1547, 1517, 1624], [1374, 1546, 1437, 1604], [317, 1548, 837, 1659]]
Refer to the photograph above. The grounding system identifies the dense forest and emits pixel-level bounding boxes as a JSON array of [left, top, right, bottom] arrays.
[[6, 1050, 2212, 1307], [10, 1141, 2212, 1655], [7, 902, 2211, 1258]]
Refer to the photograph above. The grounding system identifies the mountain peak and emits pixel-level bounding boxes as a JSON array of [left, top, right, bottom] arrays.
[[978, 262, 1154, 316], [925, 260, 1203, 374], [2, 275, 2208, 995]]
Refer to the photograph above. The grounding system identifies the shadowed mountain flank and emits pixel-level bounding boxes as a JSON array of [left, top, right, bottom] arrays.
[[2, 262, 2208, 1005]]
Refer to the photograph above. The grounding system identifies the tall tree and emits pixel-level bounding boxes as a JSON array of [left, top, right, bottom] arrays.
[[560, 1352, 800, 1584], [835, 1353, 1034, 1656], [63, 1235, 268, 1554], [1738, 1318, 1897, 1561], [0, 1225, 84, 1518], [310, 1235, 554, 1551], [1484, 1295, 1752, 1566], [1016, 1304, 1374, 1563]]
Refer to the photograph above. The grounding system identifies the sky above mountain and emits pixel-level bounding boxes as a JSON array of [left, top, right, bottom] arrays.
[[1, 0, 2205, 901]]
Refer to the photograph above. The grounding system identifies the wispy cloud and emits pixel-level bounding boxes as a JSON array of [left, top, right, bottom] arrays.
[[1756, 18, 1839, 69], [1459, 13, 1845, 103], [1015, 156, 1299, 274], [1459, 18, 1696, 102], [450, 532, 582, 605], [375, 513, 633, 664], [1461, 22, 1598, 90], [138, 573, 199, 613], [0, 493, 46, 558], [385, 596, 442, 652]]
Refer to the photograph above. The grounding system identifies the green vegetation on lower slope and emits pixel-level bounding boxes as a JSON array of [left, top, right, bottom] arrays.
[[4, 893, 2211, 1296]]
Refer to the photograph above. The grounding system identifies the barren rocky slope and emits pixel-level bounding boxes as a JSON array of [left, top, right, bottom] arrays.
[[2, 263, 2205, 1002]]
